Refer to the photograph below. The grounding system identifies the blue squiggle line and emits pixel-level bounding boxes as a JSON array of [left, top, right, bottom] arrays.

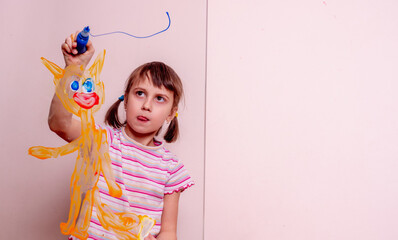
[[89, 12, 171, 39]]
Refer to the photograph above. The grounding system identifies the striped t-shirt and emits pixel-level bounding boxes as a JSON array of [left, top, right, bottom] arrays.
[[85, 126, 194, 239]]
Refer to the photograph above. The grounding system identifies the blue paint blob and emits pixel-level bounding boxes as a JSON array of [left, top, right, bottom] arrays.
[[83, 79, 94, 93], [71, 81, 79, 91]]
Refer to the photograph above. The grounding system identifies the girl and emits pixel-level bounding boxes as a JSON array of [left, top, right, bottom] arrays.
[[51, 32, 194, 240]]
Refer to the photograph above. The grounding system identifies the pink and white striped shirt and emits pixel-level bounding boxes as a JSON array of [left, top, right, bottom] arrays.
[[85, 126, 194, 239]]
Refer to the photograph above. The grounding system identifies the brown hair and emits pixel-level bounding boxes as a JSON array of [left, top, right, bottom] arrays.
[[105, 62, 183, 143]]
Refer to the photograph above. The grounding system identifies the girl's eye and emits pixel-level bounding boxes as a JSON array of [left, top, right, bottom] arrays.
[[82, 78, 94, 93], [70, 81, 79, 91], [136, 91, 145, 97], [156, 96, 165, 102]]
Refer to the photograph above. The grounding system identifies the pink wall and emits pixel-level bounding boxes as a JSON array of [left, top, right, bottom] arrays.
[[2, 0, 398, 239], [205, 0, 398, 239], [0, 1, 205, 239]]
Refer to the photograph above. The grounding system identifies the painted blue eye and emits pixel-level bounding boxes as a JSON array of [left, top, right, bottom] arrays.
[[70, 80, 79, 91], [83, 78, 94, 93]]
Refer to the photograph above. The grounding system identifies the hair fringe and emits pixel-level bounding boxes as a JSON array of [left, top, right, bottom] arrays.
[[105, 99, 124, 128], [164, 117, 179, 143]]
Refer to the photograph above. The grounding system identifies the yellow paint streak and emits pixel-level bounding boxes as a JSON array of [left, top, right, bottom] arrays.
[[29, 50, 155, 240]]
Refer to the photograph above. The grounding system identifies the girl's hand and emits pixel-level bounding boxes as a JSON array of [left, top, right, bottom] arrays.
[[61, 31, 95, 68]]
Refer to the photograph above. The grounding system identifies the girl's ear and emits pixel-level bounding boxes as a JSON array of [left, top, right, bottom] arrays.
[[166, 106, 178, 124], [123, 96, 128, 110]]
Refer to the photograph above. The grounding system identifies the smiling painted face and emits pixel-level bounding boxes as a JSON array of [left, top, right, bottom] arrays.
[[70, 77, 99, 109], [124, 77, 177, 144], [43, 51, 106, 116]]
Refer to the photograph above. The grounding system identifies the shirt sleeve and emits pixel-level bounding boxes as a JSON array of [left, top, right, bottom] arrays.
[[164, 160, 194, 195], [96, 124, 115, 146]]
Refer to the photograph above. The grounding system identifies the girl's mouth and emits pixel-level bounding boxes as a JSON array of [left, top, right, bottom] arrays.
[[137, 116, 149, 122]]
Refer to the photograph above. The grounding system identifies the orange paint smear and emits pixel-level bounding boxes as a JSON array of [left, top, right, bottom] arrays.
[[29, 50, 155, 239]]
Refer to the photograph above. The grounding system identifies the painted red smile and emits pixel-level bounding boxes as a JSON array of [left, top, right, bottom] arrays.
[[73, 92, 99, 109]]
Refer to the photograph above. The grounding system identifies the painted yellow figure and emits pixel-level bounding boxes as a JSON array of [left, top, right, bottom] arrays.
[[29, 50, 155, 240]]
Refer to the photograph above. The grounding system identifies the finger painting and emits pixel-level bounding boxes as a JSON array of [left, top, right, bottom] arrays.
[[28, 50, 155, 240]]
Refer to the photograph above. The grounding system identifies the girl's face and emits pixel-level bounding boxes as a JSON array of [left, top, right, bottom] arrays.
[[124, 77, 177, 145]]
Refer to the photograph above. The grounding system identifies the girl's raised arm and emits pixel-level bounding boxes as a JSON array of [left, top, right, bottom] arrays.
[[48, 93, 81, 143], [48, 32, 95, 143]]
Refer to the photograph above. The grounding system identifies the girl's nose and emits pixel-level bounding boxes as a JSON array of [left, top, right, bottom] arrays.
[[141, 99, 151, 111]]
